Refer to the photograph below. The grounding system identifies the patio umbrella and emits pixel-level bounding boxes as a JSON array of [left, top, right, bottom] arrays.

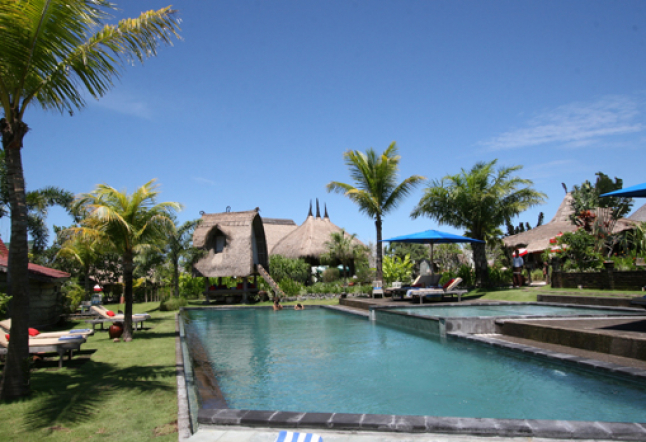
[[600, 182, 646, 198], [380, 229, 485, 273]]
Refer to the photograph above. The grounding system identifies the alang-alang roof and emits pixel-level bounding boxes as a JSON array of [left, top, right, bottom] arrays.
[[271, 200, 364, 260]]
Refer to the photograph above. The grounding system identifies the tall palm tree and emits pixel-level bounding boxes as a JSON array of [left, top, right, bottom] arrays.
[[327, 142, 425, 281], [73, 180, 181, 341], [166, 217, 202, 298], [411, 160, 545, 287], [0, 1, 180, 399]]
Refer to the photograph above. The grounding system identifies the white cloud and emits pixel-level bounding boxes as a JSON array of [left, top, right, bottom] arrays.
[[91, 91, 153, 120], [192, 177, 216, 186], [481, 95, 644, 151]]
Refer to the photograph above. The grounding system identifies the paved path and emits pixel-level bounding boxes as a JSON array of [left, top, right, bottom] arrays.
[[186, 426, 615, 442]]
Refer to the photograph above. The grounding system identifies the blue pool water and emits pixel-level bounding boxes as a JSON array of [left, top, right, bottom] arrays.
[[182, 308, 646, 422], [391, 303, 646, 318]]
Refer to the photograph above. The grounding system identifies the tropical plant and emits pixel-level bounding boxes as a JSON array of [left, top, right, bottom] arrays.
[[432, 243, 463, 272], [0, 292, 11, 319], [384, 242, 429, 262], [278, 278, 304, 297], [322, 267, 340, 282], [166, 218, 202, 298], [554, 230, 602, 271], [269, 255, 310, 284], [326, 142, 425, 281], [382, 254, 413, 284], [73, 180, 180, 341], [567, 172, 633, 225], [57, 231, 106, 300], [60, 280, 84, 314], [321, 230, 367, 289], [411, 160, 545, 287], [0, 1, 180, 399]]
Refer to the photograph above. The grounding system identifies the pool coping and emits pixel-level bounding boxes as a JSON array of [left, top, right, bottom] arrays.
[[179, 305, 646, 441]]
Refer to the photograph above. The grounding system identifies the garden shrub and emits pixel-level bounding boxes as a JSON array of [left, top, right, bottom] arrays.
[[160, 296, 188, 311], [457, 264, 475, 287], [306, 281, 343, 294], [322, 268, 340, 282], [530, 269, 544, 281], [270, 255, 310, 284], [0, 292, 11, 318], [278, 278, 304, 296], [488, 267, 513, 286], [61, 280, 84, 314]]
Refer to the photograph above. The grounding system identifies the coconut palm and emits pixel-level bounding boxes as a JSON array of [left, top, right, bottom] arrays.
[[0, 1, 180, 399], [57, 232, 105, 301], [411, 160, 545, 287], [166, 218, 202, 298], [326, 142, 425, 281], [73, 180, 181, 341]]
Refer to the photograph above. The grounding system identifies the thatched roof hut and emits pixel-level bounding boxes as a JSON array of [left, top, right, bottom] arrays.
[[271, 200, 364, 261], [262, 218, 298, 254], [629, 203, 646, 223], [504, 193, 635, 253], [192, 209, 269, 277]]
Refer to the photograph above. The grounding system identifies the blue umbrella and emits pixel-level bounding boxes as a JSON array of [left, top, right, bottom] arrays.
[[380, 229, 484, 273], [600, 182, 646, 198]]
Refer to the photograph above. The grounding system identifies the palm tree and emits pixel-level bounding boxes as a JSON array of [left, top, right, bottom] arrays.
[[0, 2, 180, 399], [326, 142, 425, 281], [73, 180, 181, 341], [166, 218, 202, 298], [57, 233, 105, 301], [411, 160, 545, 287], [321, 230, 366, 290]]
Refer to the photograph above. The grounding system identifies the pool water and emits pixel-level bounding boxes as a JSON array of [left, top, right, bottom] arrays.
[[390, 303, 646, 318], [183, 308, 646, 423]]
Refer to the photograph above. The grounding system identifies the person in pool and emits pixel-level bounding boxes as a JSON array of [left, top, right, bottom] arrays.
[[273, 297, 283, 311], [294, 303, 304, 310]]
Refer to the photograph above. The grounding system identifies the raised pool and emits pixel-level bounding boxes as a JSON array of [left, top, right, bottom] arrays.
[[182, 307, 646, 423], [388, 303, 646, 318]]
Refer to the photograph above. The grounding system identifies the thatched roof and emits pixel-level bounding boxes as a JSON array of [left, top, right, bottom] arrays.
[[262, 218, 298, 254], [503, 193, 634, 253], [629, 203, 646, 223], [271, 200, 364, 260], [192, 209, 269, 277]]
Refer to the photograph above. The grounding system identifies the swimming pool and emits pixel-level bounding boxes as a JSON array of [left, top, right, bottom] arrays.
[[181, 307, 646, 424]]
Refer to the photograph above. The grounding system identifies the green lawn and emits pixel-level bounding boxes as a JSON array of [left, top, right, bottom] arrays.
[[0, 302, 179, 442]]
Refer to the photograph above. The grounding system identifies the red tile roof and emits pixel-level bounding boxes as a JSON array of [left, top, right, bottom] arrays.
[[0, 238, 70, 279]]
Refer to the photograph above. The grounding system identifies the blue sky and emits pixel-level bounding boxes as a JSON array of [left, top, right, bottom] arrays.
[[8, 1, 646, 246]]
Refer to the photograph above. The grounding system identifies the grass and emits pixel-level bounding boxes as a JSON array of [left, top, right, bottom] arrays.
[[0, 302, 179, 442]]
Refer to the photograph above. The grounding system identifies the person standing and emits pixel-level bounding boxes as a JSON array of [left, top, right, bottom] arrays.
[[512, 249, 524, 288]]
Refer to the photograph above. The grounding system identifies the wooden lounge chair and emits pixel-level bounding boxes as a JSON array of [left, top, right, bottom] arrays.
[[405, 277, 467, 304], [0, 332, 86, 368], [0, 319, 94, 339], [85, 306, 151, 331]]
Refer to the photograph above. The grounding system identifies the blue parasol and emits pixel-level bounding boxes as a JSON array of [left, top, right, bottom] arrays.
[[600, 182, 646, 199]]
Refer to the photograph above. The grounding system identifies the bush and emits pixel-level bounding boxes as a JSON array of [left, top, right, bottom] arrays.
[[530, 269, 544, 281], [61, 280, 84, 314], [322, 267, 340, 282], [270, 255, 310, 284], [457, 264, 475, 287], [306, 281, 343, 294], [278, 278, 304, 296], [0, 292, 11, 318], [488, 267, 513, 286], [160, 296, 188, 311], [354, 266, 375, 284]]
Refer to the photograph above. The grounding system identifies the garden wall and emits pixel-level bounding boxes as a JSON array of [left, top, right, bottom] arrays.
[[551, 264, 646, 290]]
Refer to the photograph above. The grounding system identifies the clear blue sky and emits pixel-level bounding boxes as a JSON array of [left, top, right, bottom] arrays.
[[9, 1, 646, 246]]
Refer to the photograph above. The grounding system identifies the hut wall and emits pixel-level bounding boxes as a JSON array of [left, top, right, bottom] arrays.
[[0, 275, 64, 328], [551, 269, 646, 290]]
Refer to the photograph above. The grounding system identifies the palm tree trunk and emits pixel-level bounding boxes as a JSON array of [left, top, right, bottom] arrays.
[[173, 258, 179, 298], [0, 119, 31, 400], [472, 241, 489, 287], [375, 216, 383, 281], [122, 250, 134, 341], [84, 265, 91, 301]]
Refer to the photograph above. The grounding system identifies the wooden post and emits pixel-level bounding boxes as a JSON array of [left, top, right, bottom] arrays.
[[242, 277, 248, 304]]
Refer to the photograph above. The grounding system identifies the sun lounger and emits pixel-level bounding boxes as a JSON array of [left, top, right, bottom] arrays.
[[0, 319, 94, 339], [85, 306, 151, 331], [372, 280, 384, 299], [405, 277, 467, 304], [0, 332, 86, 368], [274, 430, 323, 442]]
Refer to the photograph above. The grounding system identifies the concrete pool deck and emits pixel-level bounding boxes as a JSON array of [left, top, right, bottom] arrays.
[[186, 425, 624, 441]]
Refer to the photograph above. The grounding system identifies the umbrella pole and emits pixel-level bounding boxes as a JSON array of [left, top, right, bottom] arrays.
[[430, 243, 434, 274]]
